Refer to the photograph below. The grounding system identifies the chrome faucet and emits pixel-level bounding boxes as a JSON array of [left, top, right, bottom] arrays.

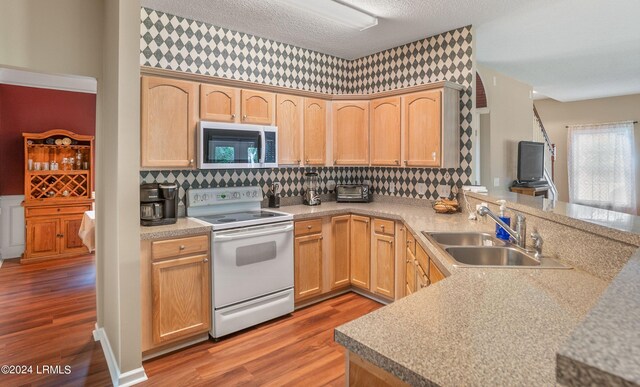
[[530, 230, 543, 259], [477, 205, 527, 249]]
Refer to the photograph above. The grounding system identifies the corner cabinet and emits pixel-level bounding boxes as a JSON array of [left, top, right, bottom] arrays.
[[141, 76, 198, 168], [141, 234, 211, 354], [332, 101, 370, 165], [21, 130, 94, 263], [350, 215, 371, 289]]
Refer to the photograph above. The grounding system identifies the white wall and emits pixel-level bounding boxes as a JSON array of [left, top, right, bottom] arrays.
[[0, 195, 25, 259], [535, 94, 640, 213], [476, 65, 534, 191]]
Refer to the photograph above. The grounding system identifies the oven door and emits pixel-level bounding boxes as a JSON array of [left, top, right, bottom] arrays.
[[211, 221, 294, 308], [199, 122, 263, 169]]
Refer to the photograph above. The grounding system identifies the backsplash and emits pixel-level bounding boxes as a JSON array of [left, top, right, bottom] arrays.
[[140, 167, 459, 206], [140, 8, 474, 198]]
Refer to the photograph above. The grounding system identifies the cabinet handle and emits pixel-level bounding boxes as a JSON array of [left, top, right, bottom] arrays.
[[404, 160, 408, 165], [307, 225, 312, 229], [387, 240, 393, 245], [406, 259, 410, 263], [179, 245, 186, 250], [306, 159, 310, 163], [395, 160, 399, 165], [203, 258, 209, 263], [406, 240, 410, 246], [231, 114, 236, 119], [243, 114, 247, 119], [381, 225, 385, 230], [319, 236, 323, 240], [57, 208, 61, 212], [420, 283, 428, 288], [414, 259, 418, 265], [333, 160, 337, 164], [189, 159, 194, 165], [297, 159, 301, 164]]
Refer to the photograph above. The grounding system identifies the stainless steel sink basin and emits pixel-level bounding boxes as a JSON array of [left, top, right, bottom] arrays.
[[425, 232, 505, 247], [445, 246, 540, 267]]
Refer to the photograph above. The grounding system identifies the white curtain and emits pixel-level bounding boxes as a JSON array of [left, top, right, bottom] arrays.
[[567, 121, 637, 215]]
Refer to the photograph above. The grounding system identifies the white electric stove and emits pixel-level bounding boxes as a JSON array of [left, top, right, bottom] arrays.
[[186, 186, 294, 338]]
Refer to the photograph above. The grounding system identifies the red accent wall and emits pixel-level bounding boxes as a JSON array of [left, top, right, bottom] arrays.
[[0, 85, 96, 195]]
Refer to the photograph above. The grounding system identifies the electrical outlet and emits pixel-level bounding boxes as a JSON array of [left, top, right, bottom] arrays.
[[436, 185, 451, 198], [494, 177, 500, 187], [388, 184, 395, 194], [416, 183, 427, 196]]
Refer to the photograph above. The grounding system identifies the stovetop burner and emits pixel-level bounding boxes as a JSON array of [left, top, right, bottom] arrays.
[[253, 213, 276, 218], [216, 218, 237, 223]]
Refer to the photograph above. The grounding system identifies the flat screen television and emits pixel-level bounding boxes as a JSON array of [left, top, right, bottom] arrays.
[[517, 141, 545, 182]]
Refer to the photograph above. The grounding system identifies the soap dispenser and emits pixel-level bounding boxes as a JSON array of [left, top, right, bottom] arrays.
[[495, 200, 511, 241]]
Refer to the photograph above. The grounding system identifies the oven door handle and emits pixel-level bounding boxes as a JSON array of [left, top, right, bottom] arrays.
[[213, 224, 293, 242]]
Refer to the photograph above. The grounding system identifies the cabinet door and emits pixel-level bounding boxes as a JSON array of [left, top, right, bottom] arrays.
[[429, 259, 446, 284], [200, 84, 238, 122], [303, 98, 326, 165], [372, 233, 395, 299], [350, 215, 370, 289], [141, 76, 198, 168], [60, 215, 88, 255], [25, 217, 60, 259], [152, 254, 210, 344], [332, 101, 369, 165], [370, 97, 401, 166], [276, 94, 303, 165], [405, 248, 416, 296], [404, 91, 442, 167], [330, 215, 351, 289], [294, 233, 323, 301], [241, 89, 274, 125]]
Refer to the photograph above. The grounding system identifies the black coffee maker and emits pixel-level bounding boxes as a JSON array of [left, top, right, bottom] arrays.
[[140, 183, 179, 226]]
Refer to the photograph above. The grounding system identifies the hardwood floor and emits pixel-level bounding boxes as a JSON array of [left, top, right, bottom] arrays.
[[0, 254, 382, 386], [141, 293, 382, 386], [0, 255, 111, 387]]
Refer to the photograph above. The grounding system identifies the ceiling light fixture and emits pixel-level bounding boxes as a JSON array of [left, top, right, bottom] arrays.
[[280, 0, 378, 31]]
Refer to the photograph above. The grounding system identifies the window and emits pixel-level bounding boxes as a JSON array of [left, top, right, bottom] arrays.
[[567, 122, 637, 214]]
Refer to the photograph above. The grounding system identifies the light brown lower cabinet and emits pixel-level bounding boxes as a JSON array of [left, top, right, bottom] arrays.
[[350, 215, 371, 290], [405, 246, 416, 296], [330, 215, 351, 289], [151, 254, 210, 344], [141, 234, 211, 353], [294, 232, 323, 301]]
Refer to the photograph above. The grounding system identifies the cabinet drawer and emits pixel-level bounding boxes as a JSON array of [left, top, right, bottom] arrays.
[[26, 204, 92, 217], [406, 232, 415, 255], [151, 235, 209, 261], [373, 219, 394, 236], [416, 244, 429, 273], [295, 219, 322, 236], [417, 264, 429, 289]]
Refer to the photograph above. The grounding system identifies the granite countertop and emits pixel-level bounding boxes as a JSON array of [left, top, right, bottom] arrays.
[[140, 217, 211, 240], [281, 200, 616, 385], [138, 198, 639, 385], [557, 248, 640, 386]]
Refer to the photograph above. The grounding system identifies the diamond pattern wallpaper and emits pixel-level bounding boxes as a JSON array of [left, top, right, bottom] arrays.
[[140, 7, 474, 201]]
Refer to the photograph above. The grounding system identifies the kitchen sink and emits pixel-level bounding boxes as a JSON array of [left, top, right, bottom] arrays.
[[425, 232, 505, 247], [424, 231, 571, 269], [445, 246, 540, 267]]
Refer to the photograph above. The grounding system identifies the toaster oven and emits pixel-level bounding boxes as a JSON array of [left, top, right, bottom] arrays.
[[336, 184, 372, 203]]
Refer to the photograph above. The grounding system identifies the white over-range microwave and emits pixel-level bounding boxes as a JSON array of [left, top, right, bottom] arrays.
[[198, 121, 278, 169]]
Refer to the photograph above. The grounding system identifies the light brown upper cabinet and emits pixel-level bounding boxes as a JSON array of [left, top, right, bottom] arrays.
[[332, 101, 370, 165], [276, 94, 303, 165], [141, 76, 198, 168], [404, 90, 441, 167], [241, 89, 274, 125], [200, 84, 238, 122], [303, 98, 327, 165], [370, 97, 401, 166], [403, 87, 461, 168]]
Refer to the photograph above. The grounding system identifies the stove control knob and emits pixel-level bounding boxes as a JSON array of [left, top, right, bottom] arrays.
[[233, 192, 241, 199], [252, 191, 258, 197], [202, 194, 209, 201], [193, 194, 200, 202]]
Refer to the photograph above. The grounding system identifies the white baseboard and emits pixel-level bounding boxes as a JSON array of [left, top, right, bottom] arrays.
[[93, 324, 147, 386]]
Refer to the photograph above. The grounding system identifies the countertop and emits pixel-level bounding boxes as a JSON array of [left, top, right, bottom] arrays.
[[138, 198, 639, 385]]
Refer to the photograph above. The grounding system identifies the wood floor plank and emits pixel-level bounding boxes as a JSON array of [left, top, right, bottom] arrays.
[[142, 292, 382, 386]]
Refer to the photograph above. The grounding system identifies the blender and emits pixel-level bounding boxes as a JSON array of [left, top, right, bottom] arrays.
[[303, 172, 321, 206]]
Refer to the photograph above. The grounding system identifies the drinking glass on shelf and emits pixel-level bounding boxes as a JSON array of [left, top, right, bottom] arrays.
[[33, 162, 41, 171], [43, 162, 50, 171], [69, 157, 75, 170], [28, 159, 33, 170]]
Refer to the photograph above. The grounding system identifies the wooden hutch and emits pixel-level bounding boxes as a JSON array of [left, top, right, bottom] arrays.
[[21, 129, 94, 263]]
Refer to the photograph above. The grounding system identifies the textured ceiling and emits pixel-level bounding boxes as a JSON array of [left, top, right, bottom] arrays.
[[140, 0, 542, 59], [476, 0, 640, 102], [141, 0, 640, 101]]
